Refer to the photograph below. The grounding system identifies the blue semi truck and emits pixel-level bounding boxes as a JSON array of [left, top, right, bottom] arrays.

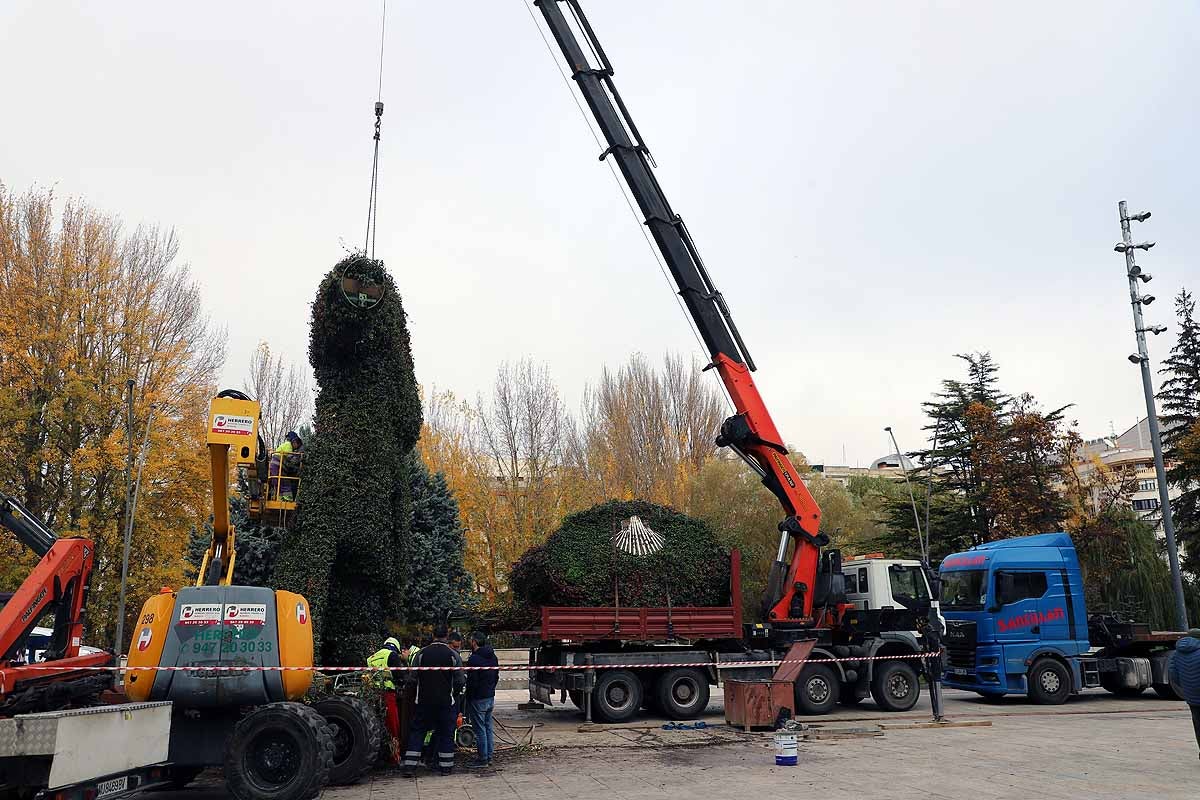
[[938, 532, 1183, 704]]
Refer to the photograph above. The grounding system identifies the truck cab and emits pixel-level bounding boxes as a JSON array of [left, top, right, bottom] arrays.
[[935, 532, 1187, 704], [939, 533, 1088, 701], [842, 555, 933, 614]]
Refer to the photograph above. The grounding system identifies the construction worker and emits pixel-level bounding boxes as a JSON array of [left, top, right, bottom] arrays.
[[401, 624, 465, 777], [1169, 628, 1200, 758], [465, 631, 498, 768], [268, 431, 303, 501], [367, 636, 406, 763]]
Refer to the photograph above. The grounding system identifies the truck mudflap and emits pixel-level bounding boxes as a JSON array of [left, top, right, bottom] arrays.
[[530, 680, 552, 706]]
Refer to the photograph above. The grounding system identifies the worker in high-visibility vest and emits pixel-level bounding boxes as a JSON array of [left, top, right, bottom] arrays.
[[268, 431, 303, 501], [367, 636, 405, 762]]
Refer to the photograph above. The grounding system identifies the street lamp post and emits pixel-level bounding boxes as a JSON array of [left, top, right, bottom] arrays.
[[1116, 199, 1188, 631]]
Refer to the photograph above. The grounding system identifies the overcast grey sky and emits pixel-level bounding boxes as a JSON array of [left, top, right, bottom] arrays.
[[3, 1, 1197, 466]]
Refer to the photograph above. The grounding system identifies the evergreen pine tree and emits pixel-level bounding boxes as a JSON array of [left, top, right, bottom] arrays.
[[909, 353, 1010, 548], [1158, 289, 1200, 568], [404, 451, 474, 623], [887, 353, 1069, 557]]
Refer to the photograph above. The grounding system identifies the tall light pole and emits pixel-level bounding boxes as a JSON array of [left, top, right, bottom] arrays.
[[886, 425, 946, 722], [115, 379, 136, 659], [885, 426, 924, 557], [1116, 199, 1188, 631]]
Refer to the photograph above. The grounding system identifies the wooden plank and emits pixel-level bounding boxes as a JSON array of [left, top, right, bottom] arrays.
[[879, 720, 993, 730]]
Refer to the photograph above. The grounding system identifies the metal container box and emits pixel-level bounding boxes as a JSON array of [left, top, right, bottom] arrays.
[[723, 680, 794, 731]]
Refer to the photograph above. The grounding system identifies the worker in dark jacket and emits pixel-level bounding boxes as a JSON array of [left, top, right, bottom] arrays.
[[1169, 628, 1200, 757], [465, 631, 499, 768], [401, 625, 465, 777]]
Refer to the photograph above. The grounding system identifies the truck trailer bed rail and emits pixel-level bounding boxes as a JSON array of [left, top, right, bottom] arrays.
[[539, 551, 743, 642]]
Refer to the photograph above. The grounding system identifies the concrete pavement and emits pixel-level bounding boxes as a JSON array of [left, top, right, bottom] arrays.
[[173, 687, 1200, 799]]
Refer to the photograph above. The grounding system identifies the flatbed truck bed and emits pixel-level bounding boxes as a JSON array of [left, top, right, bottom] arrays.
[[0, 702, 172, 800]]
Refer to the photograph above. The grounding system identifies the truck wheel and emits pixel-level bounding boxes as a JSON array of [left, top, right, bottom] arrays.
[[312, 695, 382, 785], [656, 668, 710, 720], [794, 664, 839, 715], [592, 670, 643, 723], [1028, 659, 1071, 705], [224, 702, 332, 800], [870, 662, 920, 712]]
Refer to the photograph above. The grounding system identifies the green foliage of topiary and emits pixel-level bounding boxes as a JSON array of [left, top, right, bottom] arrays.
[[274, 255, 421, 665], [510, 499, 731, 610]]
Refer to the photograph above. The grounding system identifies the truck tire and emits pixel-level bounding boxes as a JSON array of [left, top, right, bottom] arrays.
[[655, 668, 710, 720], [224, 702, 333, 800], [870, 662, 920, 712], [794, 664, 839, 715], [592, 670, 643, 723], [312, 695, 382, 785], [1027, 658, 1071, 705]]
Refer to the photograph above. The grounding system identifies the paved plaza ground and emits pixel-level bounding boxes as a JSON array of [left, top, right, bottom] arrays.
[[171, 686, 1200, 799]]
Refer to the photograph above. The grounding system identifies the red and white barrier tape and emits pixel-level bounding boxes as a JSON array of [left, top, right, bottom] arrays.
[[4, 652, 936, 674]]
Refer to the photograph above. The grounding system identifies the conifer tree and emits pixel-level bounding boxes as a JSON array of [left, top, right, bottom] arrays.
[[404, 451, 473, 622], [1158, 289, 1200, 568]]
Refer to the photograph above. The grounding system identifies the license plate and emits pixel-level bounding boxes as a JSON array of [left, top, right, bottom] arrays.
[[947, 667, 969, 676], [96, 776, 129, 799]]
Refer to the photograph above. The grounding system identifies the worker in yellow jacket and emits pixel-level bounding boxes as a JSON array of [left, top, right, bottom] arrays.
[[268, 431, 303, 501], [368, 636, 406, 763]]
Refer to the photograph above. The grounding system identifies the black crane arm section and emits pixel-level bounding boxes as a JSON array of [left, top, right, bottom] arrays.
[[535, 1, 826, 623], [0, 492, 57, 557]]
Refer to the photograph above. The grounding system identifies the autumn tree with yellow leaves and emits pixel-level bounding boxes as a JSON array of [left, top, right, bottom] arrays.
[[0, 185, 223, 649]]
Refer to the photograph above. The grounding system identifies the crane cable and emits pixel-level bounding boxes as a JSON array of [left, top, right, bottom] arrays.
[[520, 0, 732, 413], [363, 0, 387, 259]]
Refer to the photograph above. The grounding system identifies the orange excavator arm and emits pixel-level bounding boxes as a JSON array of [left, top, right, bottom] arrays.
[[0, 493, 111, 710]]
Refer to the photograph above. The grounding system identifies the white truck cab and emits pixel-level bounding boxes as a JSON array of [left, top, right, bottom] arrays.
[[842, 554, 933, 613]]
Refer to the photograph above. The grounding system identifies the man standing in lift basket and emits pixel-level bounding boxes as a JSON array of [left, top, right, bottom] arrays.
[[402, 624, 465, 777], [1169, 627, 1200, 758]]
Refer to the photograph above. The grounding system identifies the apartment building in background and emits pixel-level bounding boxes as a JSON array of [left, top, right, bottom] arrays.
[[1076, 417, 1181, 536]]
